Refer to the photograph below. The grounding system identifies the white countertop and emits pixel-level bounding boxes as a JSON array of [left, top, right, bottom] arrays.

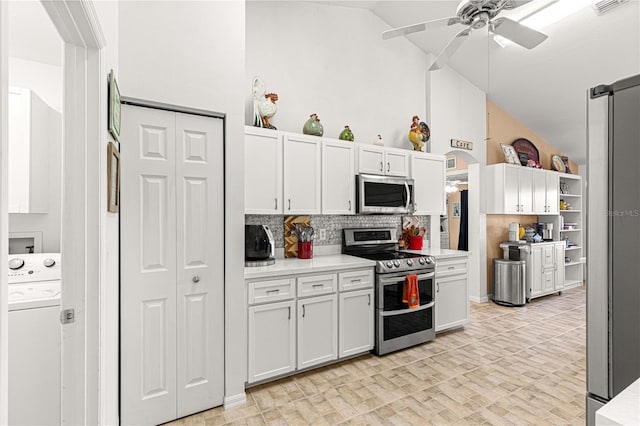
[[244, 254, 376, 280], [596, 378, 640, 426], [404, 248, 469, 259]]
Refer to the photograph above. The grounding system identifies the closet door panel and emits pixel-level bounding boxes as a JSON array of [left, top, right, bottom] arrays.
[[120, 105, 177, 426], [175, 113, 224, 416]]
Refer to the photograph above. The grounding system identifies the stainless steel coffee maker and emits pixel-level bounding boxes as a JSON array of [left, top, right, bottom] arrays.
[[542, 222, 554, 241]]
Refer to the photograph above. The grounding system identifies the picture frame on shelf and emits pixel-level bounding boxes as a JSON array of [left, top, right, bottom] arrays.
[[108, 69, 121, 143], [500, 143, 520, 165], [107, 142, 120, 213]]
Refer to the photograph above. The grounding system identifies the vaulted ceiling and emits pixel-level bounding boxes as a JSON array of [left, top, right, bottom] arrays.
[[320, 0, 640, 164]]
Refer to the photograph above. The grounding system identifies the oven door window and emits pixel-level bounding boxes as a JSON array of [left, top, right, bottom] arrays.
[[381, 276, 433, 311], [383, 308, 433, 341], [363, 182, 408, 208]]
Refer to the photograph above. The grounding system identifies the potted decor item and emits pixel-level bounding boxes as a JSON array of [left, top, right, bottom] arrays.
[[338, 125, 354, 141], [303, 113, 323, 136]]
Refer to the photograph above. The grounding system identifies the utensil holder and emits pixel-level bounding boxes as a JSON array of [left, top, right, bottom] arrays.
[[298, 241, 313, 259], [409, 236, 423, 250]]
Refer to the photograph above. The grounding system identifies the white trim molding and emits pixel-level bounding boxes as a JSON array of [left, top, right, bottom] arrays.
[[223, 393, 248, 410]]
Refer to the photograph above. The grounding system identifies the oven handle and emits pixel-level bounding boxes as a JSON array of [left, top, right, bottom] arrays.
[[404, 181, 411, 212], [381, 301, 435, 317], [379, 272, 434, 285]]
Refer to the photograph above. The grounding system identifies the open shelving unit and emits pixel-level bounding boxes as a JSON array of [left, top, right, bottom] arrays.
[[540, 173, 584, 289]]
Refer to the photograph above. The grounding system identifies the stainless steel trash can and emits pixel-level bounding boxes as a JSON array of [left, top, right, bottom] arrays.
[[493, 258, 526, 306]]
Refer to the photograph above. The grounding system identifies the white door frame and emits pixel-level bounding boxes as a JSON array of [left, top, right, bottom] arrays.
[[0, 1, 108, 424]]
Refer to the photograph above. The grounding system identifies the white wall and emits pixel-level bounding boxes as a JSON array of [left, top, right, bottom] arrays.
[[93, 1, 120, 423], [118, 0, 247, 406], [246, 1, 426, 149], [7, 59, 62, 253]]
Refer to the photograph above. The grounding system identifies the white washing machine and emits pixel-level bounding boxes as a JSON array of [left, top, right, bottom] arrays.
[[8, 253, 61, 426]]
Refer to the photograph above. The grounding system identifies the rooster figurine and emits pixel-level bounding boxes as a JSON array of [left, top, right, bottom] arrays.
[[252, 77, 278, 129], [408, 115, 430, 151]]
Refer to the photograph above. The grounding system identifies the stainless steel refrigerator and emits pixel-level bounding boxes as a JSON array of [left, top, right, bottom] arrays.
[[587, 74, 640, 425]]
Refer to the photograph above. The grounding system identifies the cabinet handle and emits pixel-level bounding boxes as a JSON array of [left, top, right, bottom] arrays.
[[448, 266, 455, 270], [348, 200, 351, 211], [288, 306, 291, 320], [350, 278, 361, 283], [302, 305, 305, 318], [312, 284, 323, 288], [288, 199, 291, 210], [192, 275, 200, 283], [379, 161, 383, 172], [387, 162, 390, 173], [437, 283, 440, 293], [266, 289, 279, 295], [275, 198, 278, 210], [368, 294, 371, 305]]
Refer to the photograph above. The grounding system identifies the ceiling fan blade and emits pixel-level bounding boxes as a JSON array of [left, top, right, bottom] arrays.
[[382, 16, 462, 40], [428, 28, 472, 71], [491, 17, 548, 49], [502, 0, 535, 9]]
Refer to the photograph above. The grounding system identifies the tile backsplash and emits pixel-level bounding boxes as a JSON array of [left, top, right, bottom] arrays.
[[245, 215, 432, 248]]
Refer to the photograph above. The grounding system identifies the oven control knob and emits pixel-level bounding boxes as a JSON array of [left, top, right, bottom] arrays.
[[406, 259, 413, 266], [393, 260, 401, 268], [426, 257, 433, 264], [419, 257, 426, 265], [386, 261, 393, 269]]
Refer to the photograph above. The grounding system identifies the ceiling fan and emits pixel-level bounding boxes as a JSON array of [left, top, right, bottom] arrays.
[[382, 0, 548, 71]]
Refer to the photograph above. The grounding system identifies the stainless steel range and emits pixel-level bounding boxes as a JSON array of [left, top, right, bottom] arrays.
[[342, 228, 436, 355]]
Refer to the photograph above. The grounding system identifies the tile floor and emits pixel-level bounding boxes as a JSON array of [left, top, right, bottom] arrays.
[[167, 286, 586, 425]]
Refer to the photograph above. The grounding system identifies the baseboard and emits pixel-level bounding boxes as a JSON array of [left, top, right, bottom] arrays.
[[223, 393, 247, 410], [470, 295, 490, 303]]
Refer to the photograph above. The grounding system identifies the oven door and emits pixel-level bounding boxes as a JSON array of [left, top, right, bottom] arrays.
[[375, 271, 435, 355], [357, 174, 414, 214]]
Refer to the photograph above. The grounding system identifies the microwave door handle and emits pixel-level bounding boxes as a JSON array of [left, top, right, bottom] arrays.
[[404, 181, 410, 211]]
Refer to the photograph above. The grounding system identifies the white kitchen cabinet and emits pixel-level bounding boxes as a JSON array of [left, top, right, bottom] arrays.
[[8, 87, 53, 213], [528, 241, 565, 300], [283, 133, 322, 214], [411, 152, 446, 215], [357, 145, 408, 177], [245, 267, 374, 385], [247, 300, 296, 383], [338, 289, 374, 357], [244, 126, 283, 214], [533, 170, 559, 214], [297, 294, 338, 369], [435, 257, 469, 332], [322, 139, 355, 214], [486, 164, 533, 214]]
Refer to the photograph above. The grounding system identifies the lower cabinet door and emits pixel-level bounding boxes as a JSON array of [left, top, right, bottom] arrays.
[[248, 300, 296, 383], [435, 275, 468, 332], [338, 289, 374, 357], [298, 294, 338, 369], [542, 269, 555, 293], [530, 247, 543, 297], [554, 243, 565, 291]]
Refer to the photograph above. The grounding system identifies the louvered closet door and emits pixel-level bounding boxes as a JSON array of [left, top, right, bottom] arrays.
[[120, 105, 178, 425], [175, 112, 224, 416]]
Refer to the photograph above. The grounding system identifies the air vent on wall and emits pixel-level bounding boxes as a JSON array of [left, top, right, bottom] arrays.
[[592, 0, 629, 16]]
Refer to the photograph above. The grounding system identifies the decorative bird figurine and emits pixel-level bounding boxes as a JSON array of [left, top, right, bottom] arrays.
[[408, 115, 430, 151], [252, 77, 278, 129]]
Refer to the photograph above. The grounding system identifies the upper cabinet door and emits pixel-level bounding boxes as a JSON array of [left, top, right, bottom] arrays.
[[532, 169, 548, 214], [411, 153, 445, 215], [385, 150, 409, 177], [357, 145, 385, 175], [245, 127, 283, 214], [518, 168, 533, 214], [545, 171, 559, 214], [322, 139, 355, 215], [503, 165, 520, 214], [283, 133, 322, 214]]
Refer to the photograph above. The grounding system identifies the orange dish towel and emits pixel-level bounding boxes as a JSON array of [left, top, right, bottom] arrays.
[[405, 274, 420, 309]]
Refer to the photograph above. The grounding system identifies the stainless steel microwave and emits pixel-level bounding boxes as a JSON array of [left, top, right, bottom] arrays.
[[356, 174, 415, 214]]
